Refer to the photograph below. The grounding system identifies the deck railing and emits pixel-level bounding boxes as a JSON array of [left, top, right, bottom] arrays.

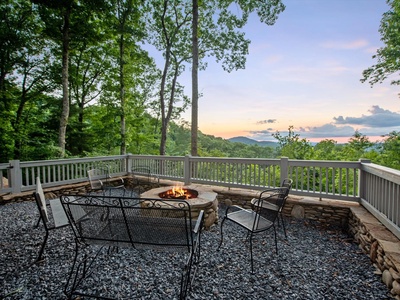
[[1, 155, 399, 239]]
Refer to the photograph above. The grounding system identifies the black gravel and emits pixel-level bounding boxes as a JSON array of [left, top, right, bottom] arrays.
[[0, 200, 393, 300]]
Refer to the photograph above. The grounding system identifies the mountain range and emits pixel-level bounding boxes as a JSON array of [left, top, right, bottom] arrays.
[[227, 136, 278, 147]]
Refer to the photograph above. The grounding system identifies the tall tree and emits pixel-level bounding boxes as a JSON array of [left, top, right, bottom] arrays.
[[147, 0, 192, 155], [148, 0, 285, 156], [188, 0, 285, 155], [191, 0, 199, 156], [113, 0, 146, 154], [32, 0, 111, 157], [361, 0, 400, 89], [68, 44, 110, 154], [0, 0, 58, 161]]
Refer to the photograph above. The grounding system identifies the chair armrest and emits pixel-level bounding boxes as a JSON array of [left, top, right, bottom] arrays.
[[259, 188, 281, 198], [193, 210, 204, 234]]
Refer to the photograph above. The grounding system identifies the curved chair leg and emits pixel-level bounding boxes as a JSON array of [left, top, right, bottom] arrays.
[[249, 232, 254, 274], [217, 217, 227, 250]]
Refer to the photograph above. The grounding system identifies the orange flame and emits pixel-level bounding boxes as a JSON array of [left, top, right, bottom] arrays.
[[169, 186, 189, 199]]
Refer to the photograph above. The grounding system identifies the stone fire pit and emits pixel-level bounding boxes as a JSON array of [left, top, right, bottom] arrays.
[[141, 185, 218, 229]]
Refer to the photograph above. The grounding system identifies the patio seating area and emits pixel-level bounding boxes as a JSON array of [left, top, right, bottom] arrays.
[[0, 198, 392, 299]]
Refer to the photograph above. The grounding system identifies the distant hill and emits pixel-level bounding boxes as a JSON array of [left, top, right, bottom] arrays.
[[228, 136, 277, 148]]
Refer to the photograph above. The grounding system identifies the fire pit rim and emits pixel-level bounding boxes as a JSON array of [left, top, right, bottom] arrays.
[[141, 185, 217, 208]]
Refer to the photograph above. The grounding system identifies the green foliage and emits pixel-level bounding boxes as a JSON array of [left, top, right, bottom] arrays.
[[362, 0, 400, 86], [342, 130, 374, 161], [377, 131, 400, 169], [313, 139, 340, 160], [1, 0, 400, 175], [272, 126, 313, 159]]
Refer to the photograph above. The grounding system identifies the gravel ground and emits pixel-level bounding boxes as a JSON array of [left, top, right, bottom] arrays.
[[0, 200, 393, 300]]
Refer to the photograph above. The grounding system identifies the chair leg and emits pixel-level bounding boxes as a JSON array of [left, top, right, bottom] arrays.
[[249, 232, 254, 274], [35, 215, 42, 228], [280, 213, 287, 239], [180, 253, 192, 300], [217, 217, 227, 251], [36, 229, 49, 262], [273, 226, 278, 254]]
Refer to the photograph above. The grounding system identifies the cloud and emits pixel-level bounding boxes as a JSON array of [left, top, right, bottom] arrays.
[[256, 119, 276, 125], [320, 39, 369, 50], [248, 129, 275, 141], [263, 54, 284, 65], [333, 106, 400, 127], [244, 106, 400, 142], [298, 124, 356, 138]]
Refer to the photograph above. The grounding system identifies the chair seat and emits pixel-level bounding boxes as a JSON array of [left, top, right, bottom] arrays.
[[227, 209, 273, 232], [49, 199, 69, 228]]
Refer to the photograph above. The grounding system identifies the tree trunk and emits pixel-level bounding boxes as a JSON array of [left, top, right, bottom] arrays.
[[159, 43, 171, 156], [119, 33, 126, 155], [59, 7, 71, 158], [191, 0, 199, 156]]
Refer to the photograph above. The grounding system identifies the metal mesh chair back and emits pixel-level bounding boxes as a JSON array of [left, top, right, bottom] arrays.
[[61, 195, 195, 251], [87, 168, 108, 191]]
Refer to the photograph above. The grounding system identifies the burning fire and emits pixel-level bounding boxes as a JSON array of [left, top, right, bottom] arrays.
[[171, 186, 186, 198], [159, 186, 198, 200]]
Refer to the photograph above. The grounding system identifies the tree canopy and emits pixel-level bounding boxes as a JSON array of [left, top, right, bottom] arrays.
[[1, 0, 400, 172], [362, 0, 400, 88]]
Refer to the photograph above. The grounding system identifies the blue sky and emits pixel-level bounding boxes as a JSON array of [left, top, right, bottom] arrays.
[[175, 0, 400, 143]]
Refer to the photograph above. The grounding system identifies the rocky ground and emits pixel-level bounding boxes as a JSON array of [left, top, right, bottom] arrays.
[[0, 200, 393, 299]]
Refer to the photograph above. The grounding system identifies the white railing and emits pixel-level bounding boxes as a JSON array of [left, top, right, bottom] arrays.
[[128, 155, 362, 200], [1, 155, 399, 238], [4, 156, 128, 193], [359, 163, 400, 239]]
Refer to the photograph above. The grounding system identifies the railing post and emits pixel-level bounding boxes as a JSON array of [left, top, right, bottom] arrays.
[[358, 158, 371, 199], [126, 153, 132, 174], [9, 160, 22, 194], [184, 155, 191, 185], [280, 157, 289, 184]]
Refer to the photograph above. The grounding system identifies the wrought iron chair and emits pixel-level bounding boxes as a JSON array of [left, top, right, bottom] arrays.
[[251, 178, 293, 238], [61, 194, 203, 299], [131, 166, 160, 194], [33, 177, 69, 262], [87, 166, 126, 196], [218, 191, 286, 273]]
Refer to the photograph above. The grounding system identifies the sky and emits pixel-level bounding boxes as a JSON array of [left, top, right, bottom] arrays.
[[170, 0, 400, 143]]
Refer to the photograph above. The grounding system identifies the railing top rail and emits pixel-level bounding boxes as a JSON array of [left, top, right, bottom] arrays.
[[288, 159, 360, 168], [19, 155, 127, 168], [0, 163, 9, 170], [188, 156, 280, 164], [127, 154, 184, 161], [361, 162, 400, 185]]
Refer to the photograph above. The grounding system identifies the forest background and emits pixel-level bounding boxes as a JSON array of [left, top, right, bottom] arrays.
[[1, 0, 399, 171]]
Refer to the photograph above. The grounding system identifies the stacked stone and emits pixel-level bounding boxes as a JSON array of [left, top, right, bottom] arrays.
[[283, 201, 350, 228], [190, 197, 219, 229], [349, 208, 400, 299]]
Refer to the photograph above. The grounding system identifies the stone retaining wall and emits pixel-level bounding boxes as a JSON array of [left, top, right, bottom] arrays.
[[348, 206, 400, 299]]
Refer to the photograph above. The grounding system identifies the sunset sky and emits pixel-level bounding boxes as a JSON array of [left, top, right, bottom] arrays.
[[160, 0, 400, 143]]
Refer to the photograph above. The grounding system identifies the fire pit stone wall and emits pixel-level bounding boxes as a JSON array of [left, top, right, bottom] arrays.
[[141, 185, 219, 229]]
